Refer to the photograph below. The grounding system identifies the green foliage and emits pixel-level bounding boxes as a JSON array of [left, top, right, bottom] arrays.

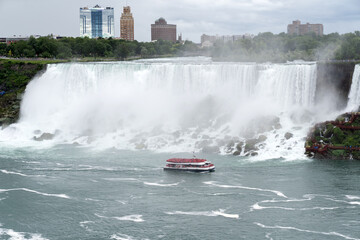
[[0, 36, 188, 60], [331, 150, 345, 157], [335, 33, 360, 60], [114, 44, 130, 60], [324, 124, 334, 138], [210, 31, 360, 62], [314, 128, 321, 137], [332, 127, 345, 144], [0, 43, 7, 56], [0, 59, 48, 122], [0, 60, 45, 92], [343, 133, 360, 147], [2, 32, 360, 62]]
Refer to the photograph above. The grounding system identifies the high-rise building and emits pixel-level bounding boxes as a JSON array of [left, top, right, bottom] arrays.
[[287, 20, 323, 36], [80, 5, 114, 38], [151, 18, 176, 42], [120, 6, 134, 41]]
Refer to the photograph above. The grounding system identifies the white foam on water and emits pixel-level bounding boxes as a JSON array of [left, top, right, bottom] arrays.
[[212, 209, 240, 219], [326, 197, 360, 206], [265, 233, 274, 240], [79, 221, 94, 232], [113, 215, 144, 223], [346, 195, 360, 200], [95, 214, 144, 223], [0, 223, 48, 240], [103, 178, 139, 182], [0, 188, 70, 199], [203, 181, 287, 198], [110, 233, 136, 240], [0, 169, 28, 177], [85, 198, 101, 202], [251, 194, 355, 211], [143, 181, 181, 187], [165, 209, 239, 219], [78, 165, 118, 171], [252, 202, 341, 211], [255, 222, 360, 240]]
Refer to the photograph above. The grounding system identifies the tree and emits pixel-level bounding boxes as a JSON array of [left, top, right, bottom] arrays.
[[57, 42, 72, 59], [0, 43, 7, 56], [140, 46, 149, 57], [114, 44, 130, 60]]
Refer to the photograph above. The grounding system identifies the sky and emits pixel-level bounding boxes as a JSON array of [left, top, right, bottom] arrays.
[[0, 0, 359, 43]]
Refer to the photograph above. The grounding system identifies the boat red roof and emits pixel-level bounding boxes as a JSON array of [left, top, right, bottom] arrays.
[[166, 158, 207, 163]]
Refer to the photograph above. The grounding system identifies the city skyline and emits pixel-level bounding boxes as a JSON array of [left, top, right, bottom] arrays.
[[0, 0, 360, 43]]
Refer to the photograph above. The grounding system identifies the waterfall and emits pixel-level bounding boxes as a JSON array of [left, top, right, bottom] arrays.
[[347, 65, 360, 110], [0, 57, 320, 160]]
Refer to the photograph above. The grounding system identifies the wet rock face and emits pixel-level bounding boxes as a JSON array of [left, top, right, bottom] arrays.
[[244, 115, 281, 136], [33, 132, 55, 141], [234, 135, 268, 157], [233, 151, 241, 156], [316, 63, 355, 110], [284, 132, 293, 140], [0, 61, 46, 126], [0, 118, 12, 127]]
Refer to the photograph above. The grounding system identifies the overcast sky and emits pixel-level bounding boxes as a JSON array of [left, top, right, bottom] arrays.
[[0, 0, 359, 43]]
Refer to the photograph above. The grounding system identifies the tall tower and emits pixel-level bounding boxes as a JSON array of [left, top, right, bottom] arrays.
[[120, 6, 134, 41]]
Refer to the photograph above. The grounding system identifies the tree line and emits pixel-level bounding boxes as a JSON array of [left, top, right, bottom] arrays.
[[207, 31, 360, 62], [1, 31, 360, 62], [0, 36, 193, 60]]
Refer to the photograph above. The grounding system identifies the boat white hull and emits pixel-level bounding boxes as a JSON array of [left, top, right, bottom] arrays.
[[164, 166, 215, 172]]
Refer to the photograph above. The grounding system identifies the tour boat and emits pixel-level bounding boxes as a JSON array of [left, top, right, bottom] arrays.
[[164, 158, 215, 172]]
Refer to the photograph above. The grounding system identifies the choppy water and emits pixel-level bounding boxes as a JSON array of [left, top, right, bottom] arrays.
[[1, 58, 360, 239], [0, 146, 359, 240]]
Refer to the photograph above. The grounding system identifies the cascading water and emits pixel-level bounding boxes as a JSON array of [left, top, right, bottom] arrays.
[[0, 57, 323, 160], [347, 64, 360, 110]]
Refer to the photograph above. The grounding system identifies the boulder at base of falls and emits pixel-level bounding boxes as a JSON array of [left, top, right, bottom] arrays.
[[305, 111, 360, 160], [284, 132, 294, 140], [242, 135, 267, 156], [233, 151, 241, 156], [33, 132, 55, 141], [0, 118, 12, 127]]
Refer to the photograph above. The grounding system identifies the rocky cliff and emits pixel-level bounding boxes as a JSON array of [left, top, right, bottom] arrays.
[[305, 111, 360, 160], [316, 62, 356, 109], [0, 60, 46, 126]]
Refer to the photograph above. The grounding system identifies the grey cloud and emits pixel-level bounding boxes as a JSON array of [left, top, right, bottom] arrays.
[[0, 0, 359, 42]]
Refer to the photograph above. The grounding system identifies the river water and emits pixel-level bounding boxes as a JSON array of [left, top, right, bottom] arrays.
[[0, 58, 359, 239], [0, 146, 359, 240]]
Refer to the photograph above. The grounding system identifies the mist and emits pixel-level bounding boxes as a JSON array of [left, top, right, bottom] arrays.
[[0, 58, 351, 161]]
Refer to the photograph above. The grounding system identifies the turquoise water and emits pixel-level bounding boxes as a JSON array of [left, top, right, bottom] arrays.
[[0, 145, 359, 240]]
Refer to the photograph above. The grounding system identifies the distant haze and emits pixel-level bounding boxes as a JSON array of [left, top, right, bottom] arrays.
[[0, 0, 359, 43]]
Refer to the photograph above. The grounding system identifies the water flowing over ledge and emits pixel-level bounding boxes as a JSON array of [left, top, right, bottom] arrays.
[[0, 58, 354, 160], [347, 65, 360, 110]]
